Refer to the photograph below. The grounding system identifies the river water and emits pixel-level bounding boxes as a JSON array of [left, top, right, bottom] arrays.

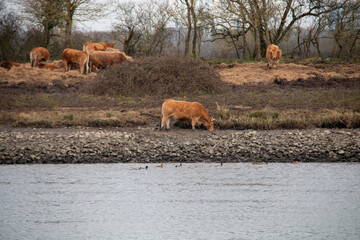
[[0, 163, 359, 240]]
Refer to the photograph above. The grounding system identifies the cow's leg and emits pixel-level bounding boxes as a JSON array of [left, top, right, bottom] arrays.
[[191, 118, 198, 130], [165, 118, 171, 130], [66, 63, 71, 72], [161, 116, 168, 130]]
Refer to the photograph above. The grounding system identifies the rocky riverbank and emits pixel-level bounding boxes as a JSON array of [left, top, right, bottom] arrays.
[[0, 127, 359, 164]]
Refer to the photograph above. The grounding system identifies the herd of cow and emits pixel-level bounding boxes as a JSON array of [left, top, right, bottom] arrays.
[[0, 41, 133, 73], [1, 43, 282, 131]]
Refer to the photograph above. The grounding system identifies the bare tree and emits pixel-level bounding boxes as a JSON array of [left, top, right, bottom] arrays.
[[137, 1, 171, 55], [113, 1, 171, 56], [171, 0, 208, 56], [20, 0, 64, 47], [214, 0, 345, 59], [0, 0, 23, 61], [328, 0, 360, 59], [63, 0, 106, 48], [113, 1, 142, 55]]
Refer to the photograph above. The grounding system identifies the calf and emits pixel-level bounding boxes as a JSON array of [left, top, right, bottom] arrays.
[[61, 48, 89, 74], [89, 51, 133, 70], [30, 47, 50, 67], [161, 99, 214, 131], [36, 62, 59, 71], [0, 61, 21, 70], [83, 41, 115, 52]]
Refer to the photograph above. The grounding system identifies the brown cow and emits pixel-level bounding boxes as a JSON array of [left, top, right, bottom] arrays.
[[30, 47, 50, 67], [161, 99, 215, 131], [35, 62, 59, 71], [89, 51, 133, 70], [82, 41, 115, 52], [61, 48, 89, 74], [266, 44, 282, 69], [0, 61, 21, 70]]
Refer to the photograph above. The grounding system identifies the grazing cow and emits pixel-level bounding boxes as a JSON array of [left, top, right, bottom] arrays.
[[266, 44, 282, 69], [0, 61, 21, 70], [30, 47, 50, 67], [35, 62, 59, 71], [61, 48, 89, 74], [89, 51, 133, 70], [161, 99, 215, 131], [82, 41, 115, 52]]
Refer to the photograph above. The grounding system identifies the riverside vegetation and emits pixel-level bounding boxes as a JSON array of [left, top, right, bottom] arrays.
[[0, 56, 359, 130]]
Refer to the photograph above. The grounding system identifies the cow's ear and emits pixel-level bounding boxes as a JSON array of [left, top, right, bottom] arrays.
[[211, 118, 215, 121]]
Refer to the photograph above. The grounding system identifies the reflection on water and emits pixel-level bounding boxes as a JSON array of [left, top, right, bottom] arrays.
[[0, 163, 359, 240]]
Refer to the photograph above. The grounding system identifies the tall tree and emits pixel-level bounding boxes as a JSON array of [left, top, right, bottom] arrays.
[[0, 0, 23, 61], [172, 0, 207, 56], [215, 0, 344, 58], [113, 2, 141, 55], [20, 0, 64, 47], [328, 0, 360, 59], [113, 1, 170, 56], [63, 0, 106, 48]]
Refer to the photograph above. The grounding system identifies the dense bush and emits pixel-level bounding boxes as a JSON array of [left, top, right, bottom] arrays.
[[85, 56, 224, 97]]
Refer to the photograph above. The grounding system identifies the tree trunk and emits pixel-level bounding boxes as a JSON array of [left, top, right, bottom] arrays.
[[242, 23, 247, 59], [254, 27, 261, 61], [184, 1, 192, 56], [230, 34, 240, 59], [64, 15, 73, 48], [190, 1, 197, 57]]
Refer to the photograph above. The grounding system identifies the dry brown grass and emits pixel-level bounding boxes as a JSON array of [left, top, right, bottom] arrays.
[[217, 62, 360, 85], [1, 59, 359, 129], [0, 62, 94, 89], [0, 108, 161, 128]]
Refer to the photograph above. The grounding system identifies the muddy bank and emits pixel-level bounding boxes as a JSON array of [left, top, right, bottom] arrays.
[[0, 127, 359, 164]]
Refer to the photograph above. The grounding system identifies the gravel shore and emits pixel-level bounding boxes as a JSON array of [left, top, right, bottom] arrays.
[[0, 127, 359, 164]]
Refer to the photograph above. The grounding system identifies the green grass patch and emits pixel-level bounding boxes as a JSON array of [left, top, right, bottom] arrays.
[[214, 108, 360, 130]]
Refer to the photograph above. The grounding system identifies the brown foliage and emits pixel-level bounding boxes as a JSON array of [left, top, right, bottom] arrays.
[[85, 56, 224, 97]]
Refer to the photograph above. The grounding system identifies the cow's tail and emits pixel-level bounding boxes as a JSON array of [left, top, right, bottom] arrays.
[[30, 51, 34, 67]]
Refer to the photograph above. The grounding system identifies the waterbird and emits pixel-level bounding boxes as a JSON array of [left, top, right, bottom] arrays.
[[252, 161, 268, 165], [215, 162, 223, 167], [156, 163, 164, 168], [139, 166, 148, 170], [175, 163, 182, 167]]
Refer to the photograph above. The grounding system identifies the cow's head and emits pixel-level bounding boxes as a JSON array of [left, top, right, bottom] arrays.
[[205, 118, 215, 131], [270, 49, 278, 61], [108, 42, 115, 48], [272, 51, 277, 61]]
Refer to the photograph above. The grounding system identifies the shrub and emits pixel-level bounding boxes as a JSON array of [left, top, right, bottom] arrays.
[[85, 56, 224, 97]]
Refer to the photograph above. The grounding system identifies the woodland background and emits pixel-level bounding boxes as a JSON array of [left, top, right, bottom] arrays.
[[1, 0, 359, 62]]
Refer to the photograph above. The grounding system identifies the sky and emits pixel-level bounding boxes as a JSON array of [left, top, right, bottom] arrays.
[[6, 0, 176, 32], [5, 0, 125, 32], [77, 0, 118, 32]]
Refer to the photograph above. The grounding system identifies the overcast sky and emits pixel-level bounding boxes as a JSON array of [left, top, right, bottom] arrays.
[[6, 0, 129, 32]]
